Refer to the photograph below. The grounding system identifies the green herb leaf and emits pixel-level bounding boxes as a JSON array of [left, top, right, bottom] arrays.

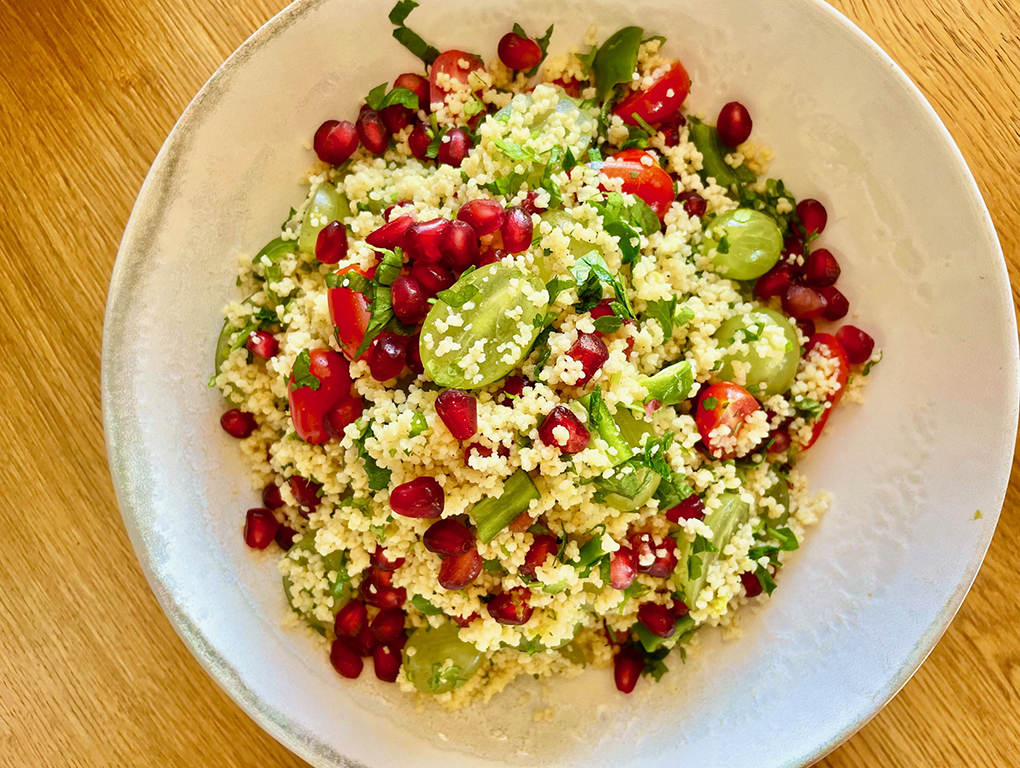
[[737, 177, 798, 237], [702, 396, 718, 410], [644, 296, 679, 339], [639, 431, 675, 479], [325, 270, 371, 292], [356, 424, 392, 491], [570, 250, 636, 318], [388, 0, 439, 66], [792, 395, 825, 421], [436, 270, 480, 308], [755, 564, 778, 596], [618, 581, 650, 612], [863, 350, 883, 376], [593, 314, 623, 334], [591, 26, 644, 101], [545, 276, 574, 304], [410, 595, 443, 615], [366, 83, 420, 111], [562, 148, 578, 173], [290, 349, 321, 391], [716, 234, 730, 254], [409, 412, 428, 438]]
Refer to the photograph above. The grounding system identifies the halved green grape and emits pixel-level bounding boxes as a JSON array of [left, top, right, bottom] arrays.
[[672, 492, 751, 606], [763, 474, 791, 526], [494, 94, 596, 158], [714, 308, 800, 396], [704, 208, 782, 281], [297, 182, 352, 253], [596, 459, 661, 512], [281, 533, 350, 633], [404, 621, 482, 694], [557, 639, 588, 667]]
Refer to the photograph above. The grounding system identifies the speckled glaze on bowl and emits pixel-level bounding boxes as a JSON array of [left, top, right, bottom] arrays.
[[102, 0, 1018, 766]]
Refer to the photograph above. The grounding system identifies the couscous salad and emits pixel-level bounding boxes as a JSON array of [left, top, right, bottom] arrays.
[[212, 2, 879, 705]]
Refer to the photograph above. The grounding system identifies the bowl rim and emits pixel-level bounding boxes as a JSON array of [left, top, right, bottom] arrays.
[[102, 0, 1019, 766]]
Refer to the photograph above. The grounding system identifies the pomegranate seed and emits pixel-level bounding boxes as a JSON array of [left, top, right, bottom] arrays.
[[498, 32, 542, 70], [403, 217, 449, 263], [500, 206, 533, 253], [262, 483, 284, 509], [394, 73, 430, 114], [370, 566, 394, 588], [836, 325, 875, 364], [408, 122, 431, 160], [373, 644, 402, 682], [356, 109, 390, 155], [659, 113, 686, 147], [289, 476, 322, 509], [567, 332, 609, 385], [274, 525, 297, 550], [784, 235, 806, 259], [330, 637, 364, 678], [465, 443, 509, 466], [631, 533, 678, 578], [406, 335, 424, 375], [609, 547, 637, 590], [717, 101, 752, 147], [363, 582, 407, 610], [383, 202, 413, 222], [497, 375, 531, 405], [638, 602, 677, 639], [768, 428, 791, 454], [323, 397, 363, 440], [243, 508, 279, 549], [519, 534, 559, 580], [457, 199, 505, 235], [438, 547, 483, 590], [313, 120, 358, 166], [803, 248, 841, 287], [388, 631, 409, 652], [671, 599, 690, 619], [352, 623, 378, 657], [478, 248, 505, 267], [819, 286, 849, 321], [796, 318, 816, 338], [314, 220, 348, 265], [368, 332, 409, 381], [390, 477, 444, 518], [410, 261, 454, 296], [797, 198, 828, 236], [379, 103, 412, 134], [755, 263, 797, 301], [741, 570, 763, 598], [423, 518, 474, 557], [677, 190, 707, 218], [437, 128, 472, 167], [246, 330, 279, 359], [335, 600, 367, 638], [519, 191, 543, 216], [782, 284, 827, 320], [507, 511, 534, 533], [370, 608, 406, 643], [538, 406, 591, 453], [391, 275, 429, 324], [220, 409, 256, 438], [435, 389, 477, 440], [486, 586, 533, 625], [452, 611, 479, 627], [614, 647, 644, 693], [439, 220, 480, 270], [371, 546, 405, 572], [366, 214, 415, 250], [665, 494, 706, 523]]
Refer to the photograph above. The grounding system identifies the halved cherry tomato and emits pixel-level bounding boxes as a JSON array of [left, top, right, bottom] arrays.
[[800, 333, 850, 450], [429, 50, 485, 109], [287, 348, 354, 444], [328, 265, 374, 361], [598, 149, 675, 220], [612, 62, 691, 127], [694, 381, 761, 460]]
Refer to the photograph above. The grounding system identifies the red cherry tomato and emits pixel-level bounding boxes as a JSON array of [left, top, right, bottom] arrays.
[[287, 349, 354, 444], [598, 149, 675, 220], [429, 50, 485, 110], [800, 334, 850, 450], [328, 265, 374, 361], [549, 77, 581, 98], [612, 62, 691, 127], [694, 382, 761, 460]]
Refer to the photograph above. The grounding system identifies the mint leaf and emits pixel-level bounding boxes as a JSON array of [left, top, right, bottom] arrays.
[[356, 424, 392, 491], [325, 270, 371, 292], [618, 581, 650, 612], [755, 564, 778, 596], [593, 314, 623, 334], [366, 83, 420, 111], [702, 396, 718, 410], [737, 177, 797, 237], [436, 270, 480, 308], [644, 296, 678, 339], [545, 276, 574, 304], [792, 395, 824, 421], [290, 349, 321, 391], [863, 350, 883, 376], [409, 412, 428, 438], [388, 0, 439, 66], [410, 595, 442, 615]]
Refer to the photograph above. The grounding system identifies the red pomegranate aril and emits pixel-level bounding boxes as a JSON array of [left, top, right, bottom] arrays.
[[410, 261, 455, 296], [796, 318, 816, 339], [437, 128, 472, 167], [755, 263, 797, 301], [803, 248, 841, 287], [671, 599, 690, 619], [519, 191, 542, 217], [246, 330, 279, 359], [665, 494, 706, 523], [383, 202, 413, 222], [323, 397, 363, 440], [262, 483, 284, 509], [394, 72, 430, 114], [538, 406, 591, 454], [330, 637, 364, 678], [364, 583, 407, 610], [313, 119, 359, 166], [356, 109, 390, 155], [519, 534, 559, 580], [638, 602, 677, 639], [452, 611, 480, 627], [314, 220, 349, 266], [403, 217, 450, 263], [497, 375, 530, 405], [677, 190, 707, 218], [768, 428, 791, 454], [243, 508, 279, 550], [797, 198, 828, 236], [289, 475, 322, 509], [782, 284, 828, 320], [487, 586, 533, 625], [631, 533, 679, 578], [274, 525, 297, 551], [500, 206, 533, 253], [508, 511, 533, 533], [379, 103, 413, 134], [372, 546, 405, 572], [408, 122, 432, 160], [391, 275, 429, 324], [370, 608, 407, 644], [498, 31, 542, 70], [478, 248, 505, 267], [717, 101, 752, 147], [567, 332, 609, 385], [819, 286, 849, 321], [435, 389, 478, 440], [406, 335, 424, 375], [388, 631, 409, 652], [439, 220, 480, 270], [438, 546, 483, 590], [423, 518, 474, 557], [368, 332, 409, 381], [783, 235, 806, 259], [741, 570, 764, 598], [609, 547, 637, 590], [457, 199, 505, 235], [352, 623, 378, 657], [835, 325, 875, 365], [366, 214, 415, 249], [373, 643, 402, 683], [614, 647, 644, 693], [370, 566, 394, 588], [335, 600, 367, 638], [390, 477, 445, 518], [220, 409, 256, 438]]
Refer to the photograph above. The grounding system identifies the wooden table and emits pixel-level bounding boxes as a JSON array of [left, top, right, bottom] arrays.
[[1, 0, 1017, 764]]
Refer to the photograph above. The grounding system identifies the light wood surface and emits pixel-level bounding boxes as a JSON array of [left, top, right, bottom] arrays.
[[1, 0, 1017, 765]]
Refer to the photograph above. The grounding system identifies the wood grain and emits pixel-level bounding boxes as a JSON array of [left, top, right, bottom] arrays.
[[0, 0, 1016, 765]]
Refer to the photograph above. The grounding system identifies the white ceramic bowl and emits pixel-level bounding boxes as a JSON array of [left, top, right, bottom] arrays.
[[102, 0, 1019, 765]]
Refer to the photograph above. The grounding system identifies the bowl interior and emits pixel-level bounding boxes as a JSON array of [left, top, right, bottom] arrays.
[[103, 0, 1018, 766]]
